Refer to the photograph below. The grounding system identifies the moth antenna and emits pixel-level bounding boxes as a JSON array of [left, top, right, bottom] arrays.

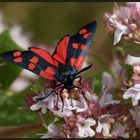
[[76, 64, 92, 75]]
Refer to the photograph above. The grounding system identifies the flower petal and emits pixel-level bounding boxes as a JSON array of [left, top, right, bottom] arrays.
[[96, 121, 102, 133], [85, 118, 96, 126], [131, 97, 138, 106], [123, 89, 135, 99], [99, 93, 120, 107], [102, 123, 110, 136], [114, 29, 124, 45], [102, 72, 114, 89]]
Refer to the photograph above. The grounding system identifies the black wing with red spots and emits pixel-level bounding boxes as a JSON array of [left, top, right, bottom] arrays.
[[0, 48, 57, 80], [0, 21, 97, 80], [52, 21, 97, 70]]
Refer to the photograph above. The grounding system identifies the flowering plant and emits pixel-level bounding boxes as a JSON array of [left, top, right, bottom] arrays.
[[25, 70, 140, 138], [0, 2, 140, 138]]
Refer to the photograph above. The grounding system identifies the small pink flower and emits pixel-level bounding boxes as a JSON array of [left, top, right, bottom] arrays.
[[131, 65, 140, 84], [111, 123, 129, 138], [76, 117, 96, 138], [30, 100, 48, 114], [102, 72, 114, 89], [30, 92, 57, 114], [98, 91, 120, 108], [41, 123, 62, 138], [103, 2, 140, 45], [133, 65, 140, 75], [52, 98, 74, 117], [72, 94, 88, 113], [84, 91, 99, 104], [123, 84, 140, 106], [125, 55, 140, 65], [129, 106, 140, 126], [104, 12, 130, 45], [96, 114, 114, 136]]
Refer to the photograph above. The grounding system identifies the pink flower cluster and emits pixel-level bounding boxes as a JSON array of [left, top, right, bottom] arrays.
[[123, 64, 140, 106], [25, 77, 139, 138], [103, 2, 140, 45]]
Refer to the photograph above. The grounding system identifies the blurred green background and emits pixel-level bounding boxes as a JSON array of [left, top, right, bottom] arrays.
[[0, 2, 124, 138]]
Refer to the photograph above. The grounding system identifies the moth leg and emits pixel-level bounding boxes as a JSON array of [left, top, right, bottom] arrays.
[[54, 91, 59, 107], [53, 80, 58, 87], [60, 87, 65, 112], [53, 80, 56, 87], [33, 90, 53, 101], [34, 83, 64, 101], [69, 91, 73, 107]]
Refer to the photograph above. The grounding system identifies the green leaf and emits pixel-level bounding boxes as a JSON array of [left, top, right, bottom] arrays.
[[0, 30, 23, 89], [55, 117, 65, 128], [117, 42, 140, 57], [0, 87, 39, 125]]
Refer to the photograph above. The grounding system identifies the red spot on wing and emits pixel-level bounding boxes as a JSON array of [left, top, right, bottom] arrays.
[[53, 35, 70, 64], [75, 56, 85, 70], [83, 33, 91, 39], [13, 51, 21, 57], [45, 66, 56, 75], [39, 66, 56, 80], [79, 28, 87, 35], [70, 57, 76, 67], [53, 59, 58, 67], [72, 43, 79, 50], [30, 56, 39, 64], [70, 56, 85, 70], [30, 48, 54, 65], [28, 63, 35, 70], [53, 54, 65, 65], [80, 44, 87, 50], [14, 57, 22, 63], [40, 70, 54, 80]]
